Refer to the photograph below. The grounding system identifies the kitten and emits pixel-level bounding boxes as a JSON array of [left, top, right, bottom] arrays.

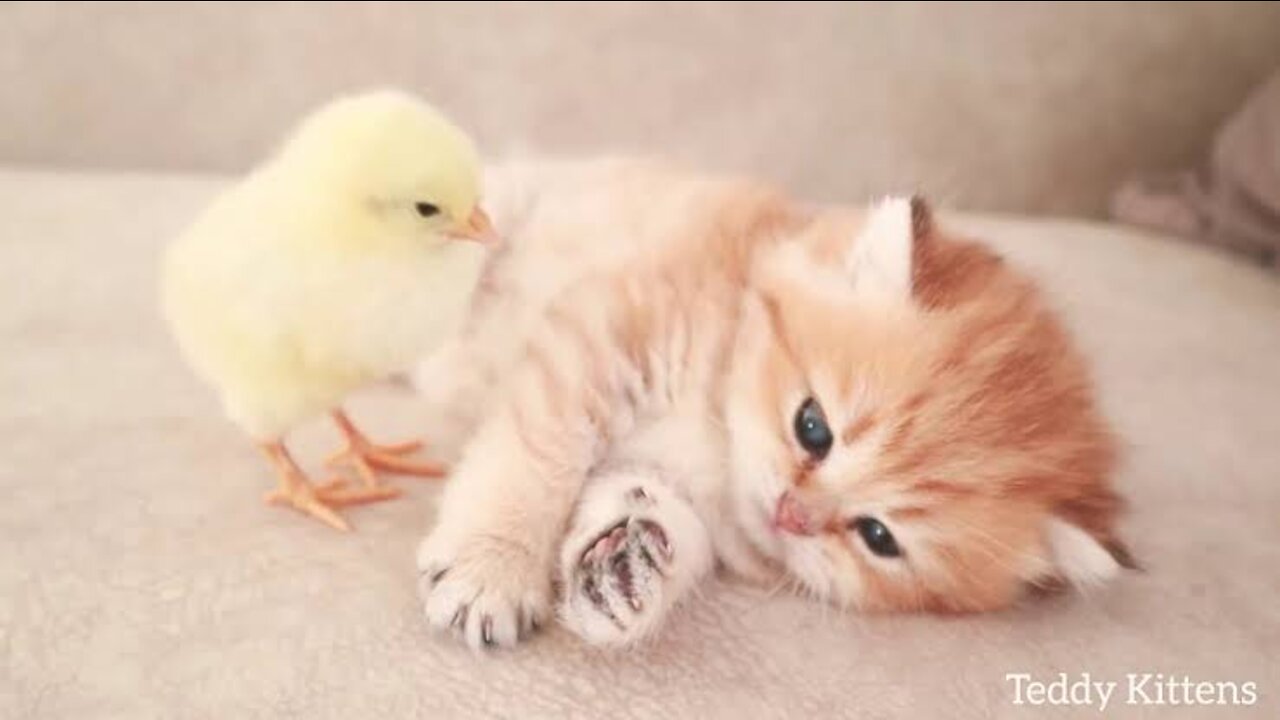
[[413, 158, 1131, 649]]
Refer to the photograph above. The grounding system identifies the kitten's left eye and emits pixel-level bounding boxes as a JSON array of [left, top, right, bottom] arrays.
[[850, 516, 901, 558], [793, 397, 833, 459], [415, 202, 441, 218]]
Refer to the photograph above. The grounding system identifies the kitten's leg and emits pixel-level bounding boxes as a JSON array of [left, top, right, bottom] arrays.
[[558, 470, 713, 647], [415, 404, 575, 650], [416, 286, 651, 650]]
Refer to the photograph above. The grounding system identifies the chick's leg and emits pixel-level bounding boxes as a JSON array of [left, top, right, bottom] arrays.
[[258, 440, 399, 532], [324, 409, 446, 488]]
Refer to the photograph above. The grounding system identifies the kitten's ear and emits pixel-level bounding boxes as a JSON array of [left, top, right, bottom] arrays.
[[845, 196, 928, 302], [909, 195, 934, 238], [1044, 517, 1137, 589]]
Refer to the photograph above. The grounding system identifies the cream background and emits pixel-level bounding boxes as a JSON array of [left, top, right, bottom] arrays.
[[3, 4, 1280, 718], [3, 1, 1280, 215]]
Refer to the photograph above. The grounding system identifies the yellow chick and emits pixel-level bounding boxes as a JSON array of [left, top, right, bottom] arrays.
[[161, 89, 496, 531]]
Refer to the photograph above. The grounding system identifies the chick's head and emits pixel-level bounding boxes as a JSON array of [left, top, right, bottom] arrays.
[[275, 89, 494, 249]]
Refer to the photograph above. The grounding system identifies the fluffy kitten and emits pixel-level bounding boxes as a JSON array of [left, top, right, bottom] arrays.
[[413, 158, 1130, 649]]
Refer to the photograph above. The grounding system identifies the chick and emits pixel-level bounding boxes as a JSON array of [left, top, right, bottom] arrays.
[[161, 89, 496, 531]]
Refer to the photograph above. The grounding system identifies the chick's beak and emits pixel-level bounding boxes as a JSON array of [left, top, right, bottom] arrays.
[[450, 207, 499, 246]]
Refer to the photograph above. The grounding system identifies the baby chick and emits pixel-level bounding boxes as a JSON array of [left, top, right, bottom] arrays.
[[161, 89, 496, 531]]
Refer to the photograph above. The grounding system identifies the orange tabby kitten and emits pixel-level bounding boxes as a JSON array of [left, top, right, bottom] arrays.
[[414, 158, 1131, 649]]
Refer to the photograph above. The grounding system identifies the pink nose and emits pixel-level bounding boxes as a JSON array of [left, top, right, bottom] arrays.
[[773, 491, 815, 536]]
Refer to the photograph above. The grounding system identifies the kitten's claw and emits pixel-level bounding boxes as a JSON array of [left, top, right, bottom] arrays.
[[556, 474, 713, 647], [449, 603, 468, 631], [417, 532, 551, 651], [578, 563, 624, 630], [562, 513, 674, 645], [481, 615, 495, 647], [419, 564, 450, 588]]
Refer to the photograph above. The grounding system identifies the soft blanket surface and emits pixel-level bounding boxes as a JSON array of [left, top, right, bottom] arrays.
[[1, 169, 1277, 718]]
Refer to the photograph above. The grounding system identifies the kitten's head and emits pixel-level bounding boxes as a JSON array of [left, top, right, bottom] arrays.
[[727, 198, 1131, 613]]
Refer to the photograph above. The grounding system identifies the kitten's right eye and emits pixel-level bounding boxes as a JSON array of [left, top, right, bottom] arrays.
[[851, 516, 901, 558], [793, 397, 833, 459]]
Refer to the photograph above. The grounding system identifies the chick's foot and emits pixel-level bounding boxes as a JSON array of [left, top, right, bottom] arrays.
[[324, 409, 447, 488], [313, 479, 403, 506], [258, 441, 387, 532]]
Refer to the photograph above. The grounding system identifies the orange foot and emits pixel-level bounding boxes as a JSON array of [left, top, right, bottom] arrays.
[[324, 409, 447, 489], [259, 441, 400, 532]]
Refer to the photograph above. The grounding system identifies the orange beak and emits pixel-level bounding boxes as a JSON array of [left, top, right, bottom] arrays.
[[450, 207, 498, 246]]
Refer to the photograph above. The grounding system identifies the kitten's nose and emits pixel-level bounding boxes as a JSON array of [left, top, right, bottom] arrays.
[[773, 490, 816, 536]]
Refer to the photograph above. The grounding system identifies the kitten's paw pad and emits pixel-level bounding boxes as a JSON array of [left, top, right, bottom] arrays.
[[417, 533, 549, 651], [562, 516, 672, 646]]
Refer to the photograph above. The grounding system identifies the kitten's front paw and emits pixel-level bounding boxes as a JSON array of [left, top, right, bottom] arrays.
[[417, 530, 550, 650], [561, 513, 675, 646]]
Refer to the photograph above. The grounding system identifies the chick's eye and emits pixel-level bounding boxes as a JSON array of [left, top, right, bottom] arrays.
[[851, 516, 901, 558], [792, 397, 833, 459], [415, 202, 440, 218]]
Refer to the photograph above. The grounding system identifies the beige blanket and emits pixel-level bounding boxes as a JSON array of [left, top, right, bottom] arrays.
[[3, 169, 1278, 718]]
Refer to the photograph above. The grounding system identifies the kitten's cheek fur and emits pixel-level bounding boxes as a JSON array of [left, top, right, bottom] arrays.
[[724, 290, 795, 561], [724, 401, 791, 562]]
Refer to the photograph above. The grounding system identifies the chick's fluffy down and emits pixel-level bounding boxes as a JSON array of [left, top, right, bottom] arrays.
[[162, 173, 485, 439]]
